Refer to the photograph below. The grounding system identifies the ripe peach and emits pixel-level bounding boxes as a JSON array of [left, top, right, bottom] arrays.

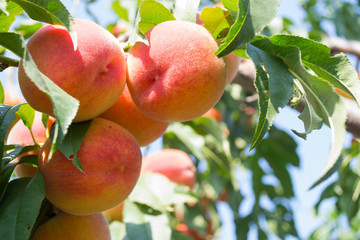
[[39, 118, 142, 216], [127, 20, 226, 122], [224, 52, 240, 85], [18, 19, 126, 122], [6, 111, 54, 178], [103, 201, 124, 222], [141, 149, 196, 189], [202, 108, 224, 122], [31, 212, 111, 240], [3, 89, 23, 106], [100, 85, 169, 146]]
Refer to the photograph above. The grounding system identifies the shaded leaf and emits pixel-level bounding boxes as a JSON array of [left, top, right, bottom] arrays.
[[112, 0, 129, 22], [15, 21, 43, 39], [56, 120, 91, 173], [0, 171, 45, 240], [0, 32, 25, 58]]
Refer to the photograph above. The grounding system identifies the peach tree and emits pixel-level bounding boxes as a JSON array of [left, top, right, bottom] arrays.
[[1, 0, 360, 239]]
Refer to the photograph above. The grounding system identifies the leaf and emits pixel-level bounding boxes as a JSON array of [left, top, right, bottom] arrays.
[[109, 221, 127, 240], [0, 104, 21, 161], [123, 200, 171, 240], [251, 35, 347, 188], [22, 50, 79, 157], [138, 0, 176, 35], [0, 171, 45, 240], [0, 150, 37, 201], [56, 120, 92, 173], [11, 0, 73, 31], [0, 1, 23, 32], [292, 80, 323, 139], [265, 35, 360, 107], [200, 6, 234, 40], [216, 0, 280, 57], [111, 0, 129, 22], [164, 122, 205, 161], [16, 103, 35, 132], [0, 82, 3, 104], [173, 0, 200, 23], [129, 173, 196, 212], [0, 32, 25, 58], [247, 44, 294, 149], [15, 21, 43, 39]]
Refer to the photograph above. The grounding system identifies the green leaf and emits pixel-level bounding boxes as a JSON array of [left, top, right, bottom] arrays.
[[129, 173, 196, 212], [0, 32, 25, 58], [56, 120, 92, 173], [0, 104, 21, 161], [173, 0, 200, 22], [22, 50, 79, 157], [200, 6, 234, 40], [111, 0, 129, 22], [251, 35, 347, 188], [164, 122, 205, 161], [265, 35, 360, 107], [16, 103, 35, 132], [216, 0, 280, 57], [221, 0, 239, 12], [15, 21, 43, 39], [0, 82, 4, 104], [247, 43, 294, 149], [292, 80, 323, 139], [0, 171, 45, 240], [11, 0, 73, 31], [138, 0, 176, 35], [0, 150, 38, 201], [123, 200, 171, 240], [0, 1, 23, 32]]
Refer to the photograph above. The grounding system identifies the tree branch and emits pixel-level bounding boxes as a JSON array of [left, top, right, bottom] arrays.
[[0, 55, 20, 72]]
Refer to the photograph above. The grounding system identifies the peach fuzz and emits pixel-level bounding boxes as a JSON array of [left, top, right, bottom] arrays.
[[141, 149, 196, 189], [127, 20, 227, 122], [18, 19, 126, 122], [100, 85, 169, 146], [31, 212, 110, 240], [38, 118, 142, 216], [6, 111, 54, 178]]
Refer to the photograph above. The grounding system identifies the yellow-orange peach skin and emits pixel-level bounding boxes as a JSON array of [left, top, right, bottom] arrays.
[[39, 118, 142, 216], [18, 19, 126, 122], [100, 85, 169, 146], [127, 20, 227, 122], [31, 212, 111, 240]]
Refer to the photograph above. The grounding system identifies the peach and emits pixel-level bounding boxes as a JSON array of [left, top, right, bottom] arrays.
[[202, 108, 224, 122], [3, 89, 23, 106], [127, 20, 226, 122], [18, 19, 127, 122], [224, 52, 240, 85], [6, 111, 54, 177], [38, 118, 142, 216], [31, 212, 110, 240], [141, 149, 196, 189], [100, 85, 169, 146], [103, 201, 124, 222]]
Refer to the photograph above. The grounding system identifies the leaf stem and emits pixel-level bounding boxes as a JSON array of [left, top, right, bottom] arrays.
[[0, 55, 20, 71]]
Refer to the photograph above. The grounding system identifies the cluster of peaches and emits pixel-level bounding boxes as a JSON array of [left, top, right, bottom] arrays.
[[6, 16, 239, 239]]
